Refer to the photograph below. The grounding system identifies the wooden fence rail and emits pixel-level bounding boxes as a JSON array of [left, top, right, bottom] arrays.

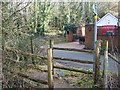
[[53, 66, 93, 74], [108, 53, 120, 64], [5, 57, 48, 72], [4, 46, 47, 60], [54, 57, 94, 64], [53, 47, 94, 53], [6, 69, 48, 85]]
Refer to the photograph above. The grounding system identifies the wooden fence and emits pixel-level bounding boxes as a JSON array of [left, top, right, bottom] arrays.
[[2, 46, 48, 86], [1, 39, 120, 89], [48, 40, 102, 88], [47, 40, 120, 88]]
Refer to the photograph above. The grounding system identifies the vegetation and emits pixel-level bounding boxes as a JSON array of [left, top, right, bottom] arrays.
[[64, 23, 78, 33], [57, 66, 119, 88], [1, 1, 119, 89]]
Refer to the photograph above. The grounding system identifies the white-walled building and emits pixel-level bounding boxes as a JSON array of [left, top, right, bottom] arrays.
[[97, 13, 118, 26]]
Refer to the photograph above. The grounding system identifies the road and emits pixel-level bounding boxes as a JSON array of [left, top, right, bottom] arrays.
[[54, 49, 118, 73]]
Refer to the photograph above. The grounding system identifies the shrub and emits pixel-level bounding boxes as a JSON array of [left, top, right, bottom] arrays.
[[64, 23, 78, 34]]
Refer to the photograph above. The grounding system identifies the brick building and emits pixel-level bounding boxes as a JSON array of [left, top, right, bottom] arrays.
[[85, 13, 120, 49]]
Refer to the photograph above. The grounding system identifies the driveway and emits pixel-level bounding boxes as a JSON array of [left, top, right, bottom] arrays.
[[54, 42, 85, 50], [53, 42, 118, 73]]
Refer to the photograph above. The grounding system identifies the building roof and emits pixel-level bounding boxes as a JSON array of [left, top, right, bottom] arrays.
[[97, 13, 118, 26]]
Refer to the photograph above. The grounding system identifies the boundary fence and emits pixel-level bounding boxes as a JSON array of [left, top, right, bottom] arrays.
[[48, 40, 120, 88], [1, 40, 120, 89]]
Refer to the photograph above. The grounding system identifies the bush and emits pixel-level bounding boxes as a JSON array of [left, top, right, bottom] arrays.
[[64, 23, 78, 34]]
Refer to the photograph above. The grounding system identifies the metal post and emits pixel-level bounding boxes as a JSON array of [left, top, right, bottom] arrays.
[[93, 14, 98, 73], [93, 4, 98, 72], [94, 14, 97, 50]]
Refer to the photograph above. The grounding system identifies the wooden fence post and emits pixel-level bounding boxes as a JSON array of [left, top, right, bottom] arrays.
[[94, 41, 101, 86], [103, 40, 108, 88], [49, 40, 54, 74], [47, 40, 54, 89]]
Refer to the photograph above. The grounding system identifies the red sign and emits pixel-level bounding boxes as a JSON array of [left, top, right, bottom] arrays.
[[102, 25, 116, 35]]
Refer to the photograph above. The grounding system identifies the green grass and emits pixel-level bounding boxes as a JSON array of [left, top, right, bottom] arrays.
[[53, 37, 67, 44], [58, 67, 94, 88], [58, 66, 118, 88]]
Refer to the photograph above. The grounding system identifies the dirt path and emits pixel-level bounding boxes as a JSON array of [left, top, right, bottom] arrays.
[[26, 71, 75, 88], [54, 77, 74, 88], [25, 63, 76, 88]]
